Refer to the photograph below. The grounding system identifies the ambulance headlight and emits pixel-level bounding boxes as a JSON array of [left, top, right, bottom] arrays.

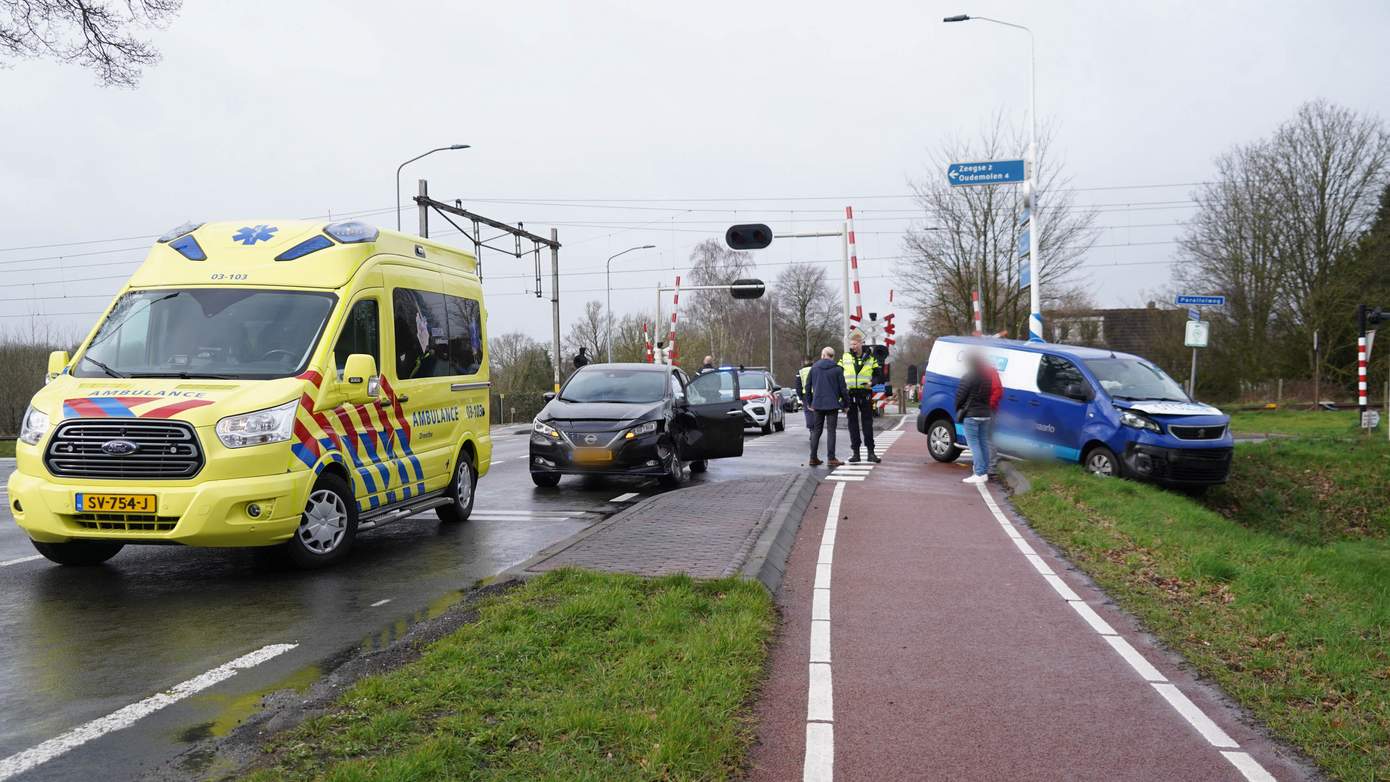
[[217, 400, 299, 448], [157, 221, 203, 243], [19, 406, 49, 445], [1119, 410, 1162, 433]]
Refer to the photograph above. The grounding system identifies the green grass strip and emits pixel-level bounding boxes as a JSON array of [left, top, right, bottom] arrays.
[[244, 569, 775, 782], [1013, 463, 1390, 780]]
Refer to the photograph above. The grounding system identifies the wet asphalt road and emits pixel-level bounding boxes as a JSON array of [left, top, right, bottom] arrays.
[[0, 415, 822, 781]]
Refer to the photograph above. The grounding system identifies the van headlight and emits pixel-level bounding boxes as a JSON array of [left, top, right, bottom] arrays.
[[19, 406, 49, 445], [625, 420, 659, 439], [1119, 410, 1161, 433], [533, 419, 560, 438], [216, 400, 299, 448]]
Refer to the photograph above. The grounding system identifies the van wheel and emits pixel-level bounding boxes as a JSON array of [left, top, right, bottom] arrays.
[[1084, 445, 1121, 478], [436, 449, 476, 523], [690, 459, 708, 474], [927, 419, 962, 463], [31, 539, 124, 566], [286, 473, 357, 569], [531, 472, 561, 488]]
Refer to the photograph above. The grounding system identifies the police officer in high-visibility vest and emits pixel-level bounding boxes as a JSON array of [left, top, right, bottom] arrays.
[[796, 357, 815, 427], [840, 331, 880, 463]]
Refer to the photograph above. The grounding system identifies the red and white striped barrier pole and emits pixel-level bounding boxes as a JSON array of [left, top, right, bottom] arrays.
[[642, 322, 652, 363], [1359, 334, 1368, 427], [972, 290, 983, 337], [845, 206, 864, 334], [667, 275, 681, 365]]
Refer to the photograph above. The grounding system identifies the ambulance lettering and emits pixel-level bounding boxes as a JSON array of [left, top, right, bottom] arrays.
[[410, 406, 460, 427]]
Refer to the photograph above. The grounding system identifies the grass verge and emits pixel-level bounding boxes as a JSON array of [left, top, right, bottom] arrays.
[[1227, 409, 1360, 438], [243, 569, 774, 782], [0, 440, 13, 458], [1013, 460, 1390, 781]]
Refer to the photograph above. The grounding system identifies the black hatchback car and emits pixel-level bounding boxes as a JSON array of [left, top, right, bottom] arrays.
[[529, 364, 745, 488]]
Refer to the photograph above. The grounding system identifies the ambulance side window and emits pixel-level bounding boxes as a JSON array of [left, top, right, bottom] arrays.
[[444, 295, 483, 376], [332, 299, 379, 377], [392, 288, 452, 380]]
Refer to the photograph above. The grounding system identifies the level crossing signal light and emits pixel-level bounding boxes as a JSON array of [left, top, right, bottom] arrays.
[[730, 278, 767, 299], [725, 224, 773, 250]]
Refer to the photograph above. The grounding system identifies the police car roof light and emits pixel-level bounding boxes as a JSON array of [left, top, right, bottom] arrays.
[[324, 220, 379, 244], [275, 234, 334, 262], [157, 221, 203, 243]]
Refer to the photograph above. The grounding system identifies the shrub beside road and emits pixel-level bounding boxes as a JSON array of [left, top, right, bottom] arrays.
[[1014, 444, 1390, 780], [243, 569, 774, 781]]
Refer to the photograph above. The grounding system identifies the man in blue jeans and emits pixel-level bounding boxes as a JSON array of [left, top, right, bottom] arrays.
[[805, 346, 848, 467], [954, 350, 996, 484]]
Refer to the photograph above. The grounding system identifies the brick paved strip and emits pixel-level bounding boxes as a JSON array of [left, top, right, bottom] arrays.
[[515, 474, 810, 580]]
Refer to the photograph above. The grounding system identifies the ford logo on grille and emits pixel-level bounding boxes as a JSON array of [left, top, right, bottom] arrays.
[[100, 439, 139, 455], [583, 434, 598, 445]]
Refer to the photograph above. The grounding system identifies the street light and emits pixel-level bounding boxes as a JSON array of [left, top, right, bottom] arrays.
[[944, 13, 1043, 342], [396, 145, 470, 230], [605, 244, 657, 362]]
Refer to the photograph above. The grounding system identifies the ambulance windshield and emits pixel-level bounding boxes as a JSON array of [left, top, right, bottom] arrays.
[[1083, 357, 1189, 403], [74, 288, 337, 380]]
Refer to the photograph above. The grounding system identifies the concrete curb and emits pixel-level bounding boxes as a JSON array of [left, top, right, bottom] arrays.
[[738, 471, 818, 595], [998, 460, 1031, 495]]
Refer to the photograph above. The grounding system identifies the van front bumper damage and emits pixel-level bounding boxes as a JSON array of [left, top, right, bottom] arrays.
[[7, 469, 310, 546], [1122, 443, 1233, 487]]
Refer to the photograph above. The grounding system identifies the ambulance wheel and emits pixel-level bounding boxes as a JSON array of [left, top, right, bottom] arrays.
[[31, 539, 124, 566], [531, 472, 561, 488], [286, 473, 358, 569], [436, 449, 476, 523], [927, 419, 962, 463], [1083, 445, 1121, 478]]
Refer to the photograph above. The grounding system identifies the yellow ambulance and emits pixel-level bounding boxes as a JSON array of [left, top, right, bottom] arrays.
[[8, 219, 492, 568]]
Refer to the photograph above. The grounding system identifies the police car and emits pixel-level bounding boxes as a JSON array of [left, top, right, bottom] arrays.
[[917, 337, 1234, 488], [733, 368, 785, 434]]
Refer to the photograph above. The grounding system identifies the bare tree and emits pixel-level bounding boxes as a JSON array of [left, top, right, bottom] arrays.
[[1, 0, 182, 87], [685, 238, 761, 363], [900, 116, 1096, 338], [488, 331, 553, 393], [611, 312, 656, 363], [776, 262, 840, 366], [563, 300, 606, 364]]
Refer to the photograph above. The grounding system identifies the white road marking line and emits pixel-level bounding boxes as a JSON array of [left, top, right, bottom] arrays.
[[812, 588, 830, 620], [472, 509, 590, 517], [825, 475, 866, 482], [1102, 635, 1166, 682], [491, 460, 505, 465], [806, 662, 834, 722], [1023, 553, 1054, 576], [804, 722, 834, 782], [1151, 683, 1240, 748], [810, 621, 831, 663], [970, 480, 1268, 772], [814, 562, 832, 589], [0, 643, 297, 781], [369, 599, 391, 608], [0, 555, 42, 568], [1010, 536, 1038, 557], [1221, 751, 1278, 782], [817, 544, 834, 564], [1069, 600, 1118, 636], [610, 492, 640, 503]]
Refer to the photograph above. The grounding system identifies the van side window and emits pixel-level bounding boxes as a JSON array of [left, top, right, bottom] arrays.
[[1037, 355, 1087, 398], [392, 288, 452, 380], [332, 299, 379, 376], [445, 295, 484, 376]]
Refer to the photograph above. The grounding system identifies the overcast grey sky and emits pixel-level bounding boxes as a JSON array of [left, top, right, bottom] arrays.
[[2, 0, 1388, 344]]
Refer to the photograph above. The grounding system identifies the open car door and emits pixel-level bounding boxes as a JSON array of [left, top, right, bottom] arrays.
[[679, 369, 745, 460]]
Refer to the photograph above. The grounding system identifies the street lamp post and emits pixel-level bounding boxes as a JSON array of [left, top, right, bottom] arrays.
[[944, 13, 1043, 341], [605, 245, 657, 362], [396, 145, 469, 230]]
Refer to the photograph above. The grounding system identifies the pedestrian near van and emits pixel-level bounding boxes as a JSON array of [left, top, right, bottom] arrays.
[[796, 357, 815, 427], [955, 349, 998, 484], [839, 332, 880, 463], [700, 355, 716, 373], [573, 346, 591, 369], [807, 346, 848, 467]]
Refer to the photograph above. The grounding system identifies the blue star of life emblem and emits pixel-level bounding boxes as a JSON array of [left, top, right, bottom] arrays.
[[232, 224, 278, 245]]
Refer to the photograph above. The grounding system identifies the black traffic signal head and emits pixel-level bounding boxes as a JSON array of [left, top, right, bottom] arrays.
[[725, 224, 773, 250], [730, 278, 766, 299], [1371, 307, 1390, 326]]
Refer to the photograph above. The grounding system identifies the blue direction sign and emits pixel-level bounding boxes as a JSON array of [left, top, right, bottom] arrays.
[[1176, 295, 1226, 306], [948, 159, 1026, 187]]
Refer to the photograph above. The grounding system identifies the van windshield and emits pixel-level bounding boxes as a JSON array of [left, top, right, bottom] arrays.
[[74, 288, 337, 380], [1083, 357, 1189, 403]]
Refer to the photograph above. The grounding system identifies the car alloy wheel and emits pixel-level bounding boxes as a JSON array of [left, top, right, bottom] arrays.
[[929, 424, 953, 456], [299, 488, 349, 554], [1086, 450, 1116, 477]]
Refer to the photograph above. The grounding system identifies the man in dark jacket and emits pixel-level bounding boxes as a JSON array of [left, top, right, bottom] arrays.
[[954, 349, 996, 484], [806, 346, 848, 467]]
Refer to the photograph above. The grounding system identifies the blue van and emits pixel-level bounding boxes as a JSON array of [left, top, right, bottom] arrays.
[[917, 337, 1233, 487]]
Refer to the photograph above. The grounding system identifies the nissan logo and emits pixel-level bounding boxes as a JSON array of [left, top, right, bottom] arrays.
[[100, 439, 139, 455], [583, 434, 598, 445]]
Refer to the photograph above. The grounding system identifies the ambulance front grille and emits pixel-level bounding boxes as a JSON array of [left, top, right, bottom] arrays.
[[45, 420, 204, 479], [73, 514, 179, 532]]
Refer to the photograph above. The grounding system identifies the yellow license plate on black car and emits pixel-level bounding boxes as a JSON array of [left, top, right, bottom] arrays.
[[76, 493, 156, 513], [572, 448, 613, 464]]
